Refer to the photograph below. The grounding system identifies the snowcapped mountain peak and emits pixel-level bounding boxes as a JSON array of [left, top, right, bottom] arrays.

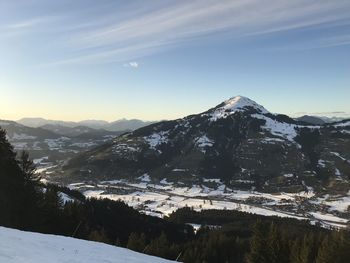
[[209, 95, 269, 121], [222, 96, 269, 113]]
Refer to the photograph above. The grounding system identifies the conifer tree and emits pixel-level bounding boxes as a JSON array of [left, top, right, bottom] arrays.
[[127, 232, 146, 252], [246, 220, 269, 263]]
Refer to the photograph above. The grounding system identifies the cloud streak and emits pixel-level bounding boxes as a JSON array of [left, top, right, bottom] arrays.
[[3, 0, 350, 65]]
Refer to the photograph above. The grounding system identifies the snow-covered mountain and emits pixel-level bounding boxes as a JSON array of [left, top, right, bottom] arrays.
[[0, 227, 174, 263], [44, 96, 350, 225], [57, 96, 350, 193]]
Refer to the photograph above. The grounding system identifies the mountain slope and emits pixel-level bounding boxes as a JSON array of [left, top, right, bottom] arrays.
[[57, 96, 350, 195], [0, 227, 174, 263], [40, 124, 124, 138], [0, 120, 124, 168]]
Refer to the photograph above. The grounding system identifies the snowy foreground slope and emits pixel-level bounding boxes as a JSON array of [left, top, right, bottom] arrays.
[[0, 227, 175, 263]]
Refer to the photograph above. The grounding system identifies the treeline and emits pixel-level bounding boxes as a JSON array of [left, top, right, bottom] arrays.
[[1, 127, 350, 262], [0, 128, 192, 245]]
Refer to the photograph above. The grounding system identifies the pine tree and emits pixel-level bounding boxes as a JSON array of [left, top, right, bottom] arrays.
[[316, 230, 350, 263], [267, 222, 281, 263], [88, 228, 110, 243], [246, 220, 269, 263], [127, 232, 146, 252], [290, 238, 302, 263]]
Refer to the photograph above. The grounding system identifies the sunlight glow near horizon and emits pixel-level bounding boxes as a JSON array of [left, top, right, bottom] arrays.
[[0, 0, 349, 122]]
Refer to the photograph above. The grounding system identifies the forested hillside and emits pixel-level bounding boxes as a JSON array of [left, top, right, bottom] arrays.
[[1, 128, 349, 262]]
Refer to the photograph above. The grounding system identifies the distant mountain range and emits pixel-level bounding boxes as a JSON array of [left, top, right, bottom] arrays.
[[17, 117, 157, 132], [0, 119, 125, 167], [294, 115, 347, 125], [294, 115, 326, 125]]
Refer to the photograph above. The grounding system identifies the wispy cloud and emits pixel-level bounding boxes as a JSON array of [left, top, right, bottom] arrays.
[[3, 0, 350, 65], [4, 18, 42, 29]]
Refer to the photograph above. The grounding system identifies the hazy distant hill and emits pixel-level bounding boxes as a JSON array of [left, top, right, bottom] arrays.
[[17, 117, 156, 131], [295, 115, 326, 125], [0, 119, 125, 167]]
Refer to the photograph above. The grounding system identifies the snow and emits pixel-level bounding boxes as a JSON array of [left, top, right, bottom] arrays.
[[144, 131, 169, 150], [318, 159, 326, 168], [45, 137, 70, 150], [12, 133, 37, 140], [261, 137, 286, 144], [113, 143, 140, 153], [335, 168, 341, 176], [33, 156, 49, 164], [315, 194, 350, 213], [59, 192, 74, 203], [160, 178, 172, 185], [77, 180, 322, 223], [67, 177, 349, 229], [333, 121, 350, 127], [138, 173, 151, 182], [187, 223, 202, 233], [11, 142, 28, 149], [210, 96, 269, 121], [0, 227, 174, 263], [172, 168, 188, 172], [203, 178, 222, 183], [70, 142, 98, 148], [330, 152, 347, 161], [195, 135, 214, 153], [234, 179, 255, 183], [309, 212, 348, 223], [251, 114, 298, 142], [339, 129, 350, 134]]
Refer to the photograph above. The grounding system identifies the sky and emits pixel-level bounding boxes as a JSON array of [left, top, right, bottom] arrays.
[[0, 0, 349, 122]]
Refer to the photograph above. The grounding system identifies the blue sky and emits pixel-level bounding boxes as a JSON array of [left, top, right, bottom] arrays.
[[0, 0, 349, 121]]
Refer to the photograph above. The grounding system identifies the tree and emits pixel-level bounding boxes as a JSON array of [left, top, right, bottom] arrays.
[[127, 232, 146, 252], [316, 230, 350, 263], [246, 220, 269, 263], [88, 228, 110, 244]]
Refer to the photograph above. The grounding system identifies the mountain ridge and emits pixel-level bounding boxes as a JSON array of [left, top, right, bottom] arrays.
[[53, 96, 349, 197], [17, 117, 157, 131]]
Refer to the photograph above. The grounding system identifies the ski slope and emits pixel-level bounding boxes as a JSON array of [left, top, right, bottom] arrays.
[[0, 227, 175, 263]]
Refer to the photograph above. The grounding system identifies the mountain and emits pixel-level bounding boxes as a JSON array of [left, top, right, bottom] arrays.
[[43, 97, 350, 226], [0, 227, 174, 263], [57, 96, 350, 194], [107, 118, 156, 131], [0, 120, 124, 168], [17, 117, 77, 128], [77, 119, 110, 129], [40, 124, 123, 138], [295, 115, 326, 125], [17, 117, 156, 131], [0, 119, 60, 140]]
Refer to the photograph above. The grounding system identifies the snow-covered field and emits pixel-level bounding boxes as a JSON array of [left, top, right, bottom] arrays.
[[67, 177, 349, 229], [0, 227, 174, 263]]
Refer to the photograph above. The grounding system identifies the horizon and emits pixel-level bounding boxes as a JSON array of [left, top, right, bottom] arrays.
[[1, 1, 350, 121], [3, 93, 350, 123]]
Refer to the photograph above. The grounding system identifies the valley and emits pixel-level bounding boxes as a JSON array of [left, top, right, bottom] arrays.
[[2, 96, 350, 230]]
